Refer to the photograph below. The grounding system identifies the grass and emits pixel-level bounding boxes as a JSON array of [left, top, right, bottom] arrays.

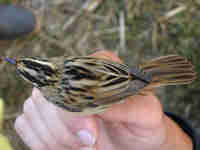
[[0, 0, 200, 149]]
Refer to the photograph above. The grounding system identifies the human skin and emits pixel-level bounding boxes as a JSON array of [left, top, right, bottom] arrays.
[[14, 51, 193, 150]]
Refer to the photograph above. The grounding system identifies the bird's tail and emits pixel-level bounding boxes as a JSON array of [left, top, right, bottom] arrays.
[[139, 55, 196, 87]]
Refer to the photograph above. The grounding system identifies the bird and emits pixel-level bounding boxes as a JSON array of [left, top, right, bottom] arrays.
[[0, 4, 40, 41], [1, 54, 196, 115]]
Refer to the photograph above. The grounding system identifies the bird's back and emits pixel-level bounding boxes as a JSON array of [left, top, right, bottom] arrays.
[[41, 56, 149, 114]]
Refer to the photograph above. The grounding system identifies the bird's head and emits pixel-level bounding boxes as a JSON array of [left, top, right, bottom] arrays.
[[3, 57, 59, 87]]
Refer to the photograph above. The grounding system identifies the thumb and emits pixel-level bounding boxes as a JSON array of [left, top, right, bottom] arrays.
[[98, 94, 164, 129]]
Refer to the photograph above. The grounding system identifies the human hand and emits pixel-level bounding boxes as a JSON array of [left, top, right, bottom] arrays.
[[14, 51, 193, 150]]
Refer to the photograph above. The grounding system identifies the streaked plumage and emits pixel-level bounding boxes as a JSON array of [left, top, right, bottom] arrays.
[[2, 55, 196, 114]]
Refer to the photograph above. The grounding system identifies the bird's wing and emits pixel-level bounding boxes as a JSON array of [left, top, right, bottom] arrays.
[[60, 57, 147, 106]]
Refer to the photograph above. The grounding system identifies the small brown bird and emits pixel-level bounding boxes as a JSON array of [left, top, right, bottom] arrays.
[[2, 54, 196, 114]]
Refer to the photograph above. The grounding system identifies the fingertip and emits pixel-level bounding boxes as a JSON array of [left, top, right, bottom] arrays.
[[32, 88, 43, 100], [90, 50, 121, 63], [132, 92, 159, 102], [14, 115, 25, 132], [23, 97, 33, 113]]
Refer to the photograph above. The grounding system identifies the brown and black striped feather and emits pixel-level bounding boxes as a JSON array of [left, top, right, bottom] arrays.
[[39, 57, 150, 113]]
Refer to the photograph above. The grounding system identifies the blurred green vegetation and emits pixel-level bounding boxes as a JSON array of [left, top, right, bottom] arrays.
[[0, 0, 200, 149], [0, 99, 14, 150]]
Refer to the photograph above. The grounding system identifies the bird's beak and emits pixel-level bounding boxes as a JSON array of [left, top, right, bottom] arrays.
[[2, 57, 16, 65]]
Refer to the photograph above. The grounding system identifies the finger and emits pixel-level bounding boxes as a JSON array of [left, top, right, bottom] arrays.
[[90, 50, 122, 63], [31, 88, 87, 149], [99, 94, 164, 129], [56, 104, 98, 142], [23, 97, 68, 150], [56, 107, 98, 149], [15, 115, 47, 150], [93, 117, 116, 150]]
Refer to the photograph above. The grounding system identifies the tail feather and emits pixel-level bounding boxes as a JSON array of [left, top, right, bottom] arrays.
[[140, 55, 196, 87]]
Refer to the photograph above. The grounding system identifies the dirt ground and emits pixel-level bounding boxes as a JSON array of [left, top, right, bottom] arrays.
[[0, 0, 200, 149]]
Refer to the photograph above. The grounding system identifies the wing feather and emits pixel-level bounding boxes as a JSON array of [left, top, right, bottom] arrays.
[[61, 57, 131, 103]]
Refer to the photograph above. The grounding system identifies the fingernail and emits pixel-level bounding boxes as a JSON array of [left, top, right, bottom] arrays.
[[77, 130, 96, 146]]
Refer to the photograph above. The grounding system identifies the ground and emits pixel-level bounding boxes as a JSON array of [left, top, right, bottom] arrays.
[[0, 0, 199, 149]]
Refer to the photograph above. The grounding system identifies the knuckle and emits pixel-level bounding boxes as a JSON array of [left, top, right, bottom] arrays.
[[23, 98, 34, 113], [14, 115, 26, 131]]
